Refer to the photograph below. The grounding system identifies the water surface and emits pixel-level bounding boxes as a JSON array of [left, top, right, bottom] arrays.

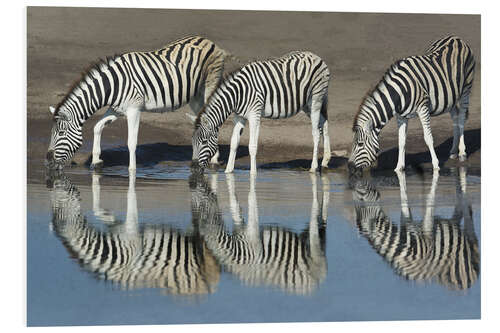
[[27, 165, 480, 326]]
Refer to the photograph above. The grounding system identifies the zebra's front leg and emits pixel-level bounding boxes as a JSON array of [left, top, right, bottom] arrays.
[[417, 108, 440, 171], [225, 117, 246, 174], [394, 117, 408, 172], [91, 109, 119, 169], [126, 108, 141, 172], [248, 115, 261, 175]]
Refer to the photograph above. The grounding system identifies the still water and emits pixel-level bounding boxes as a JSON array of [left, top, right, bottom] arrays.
[[27, 165, 480, 326]]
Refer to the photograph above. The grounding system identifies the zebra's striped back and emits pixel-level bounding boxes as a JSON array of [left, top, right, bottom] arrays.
[[197, 51, 329, 125], [351, 175, 479, 290], [49, 173, 220, 295]]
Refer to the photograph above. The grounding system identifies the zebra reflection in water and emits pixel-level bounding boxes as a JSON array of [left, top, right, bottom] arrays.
[[351, 168, 479, 290], [48, 171, 220, 296], [191, 173, 329, 295]]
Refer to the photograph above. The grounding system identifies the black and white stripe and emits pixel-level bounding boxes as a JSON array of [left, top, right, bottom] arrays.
[[47, 36, 230, 170], [48, 172, 220, 295], [192, 51, 331, 173], [191, 173, 329, 294], [349, 36, 475, 171], [351, 169, 479, 290]]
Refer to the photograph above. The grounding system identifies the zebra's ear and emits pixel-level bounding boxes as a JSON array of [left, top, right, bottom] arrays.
[[49, 106, 56, 115], [57, 111, 70, 122], [363, 118, 373, 132], [200, 116, 210, 128], [185, 113, 197, 124]]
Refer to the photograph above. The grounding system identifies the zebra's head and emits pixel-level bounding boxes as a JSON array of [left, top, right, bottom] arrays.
[[46, 107, 83, 170], [192, 119, 218, 170], [348, 119, 380, 170]]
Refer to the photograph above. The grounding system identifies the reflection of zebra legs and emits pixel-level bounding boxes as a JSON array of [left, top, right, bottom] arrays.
[[53, 172, 220, 294], [395, 170, 439, 233], [92, 173, 116, 224], [309, 173, 329, 259], [92, 172, 139, 235], [199, 173, 329, 294]]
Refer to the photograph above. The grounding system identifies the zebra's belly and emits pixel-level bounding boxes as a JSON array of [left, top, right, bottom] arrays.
[[142, 98, 188, 113], [262, 103, 302, 119]]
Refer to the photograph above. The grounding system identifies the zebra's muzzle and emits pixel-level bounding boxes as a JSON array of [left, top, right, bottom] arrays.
[[45, 151, 64, 170], [190, 160, 205, 175]]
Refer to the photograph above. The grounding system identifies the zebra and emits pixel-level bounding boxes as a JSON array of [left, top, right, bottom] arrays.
[[191, 172, 329, 294], [348, 36, 475, 171], [191, 51, 331, 174], [350, 168, 479, 290], [46, 36, 233, 172], [48, 171, 221, 296]]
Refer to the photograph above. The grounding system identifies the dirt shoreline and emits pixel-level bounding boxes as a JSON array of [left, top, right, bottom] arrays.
[[27, 8, 481, 176]]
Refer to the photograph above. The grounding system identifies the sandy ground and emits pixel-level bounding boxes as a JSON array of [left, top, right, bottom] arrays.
[[27, 7, 481, 175]]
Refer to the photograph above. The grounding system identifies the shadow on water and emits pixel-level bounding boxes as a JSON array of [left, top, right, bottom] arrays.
[[83, 143, 249, 168], [349, 167, 480, 290], [82, 128, 479, 174], [46, 169, 330, 296]]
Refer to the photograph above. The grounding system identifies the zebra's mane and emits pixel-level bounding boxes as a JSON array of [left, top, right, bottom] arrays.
[[194, 68, 243, 129], [352, 62, 401, 131], [54, 54, 122, 117], [353, 82, 379, 131]]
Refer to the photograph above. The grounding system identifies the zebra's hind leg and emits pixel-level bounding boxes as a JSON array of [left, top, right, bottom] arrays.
[[91, 108, 119, 169], [309, 102, 322, 173], [457, 93, 470, 161], [449, 106, 460, 160]]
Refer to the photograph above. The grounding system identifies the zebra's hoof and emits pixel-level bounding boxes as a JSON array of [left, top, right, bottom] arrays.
[[449, 154, 458, 160], [90, 161, 104, 170], [459, 155, 467, 162], [224, 169, 234, 174], [309, 167, 318, 173]]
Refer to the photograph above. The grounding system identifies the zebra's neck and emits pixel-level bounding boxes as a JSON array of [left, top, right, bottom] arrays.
[[356, 74, 402, 132], [56, 59, 121, 126], [199, 76, 241, 129]]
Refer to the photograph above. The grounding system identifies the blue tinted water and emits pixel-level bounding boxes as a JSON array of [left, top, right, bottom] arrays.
[[27, 166, 480, 326]]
